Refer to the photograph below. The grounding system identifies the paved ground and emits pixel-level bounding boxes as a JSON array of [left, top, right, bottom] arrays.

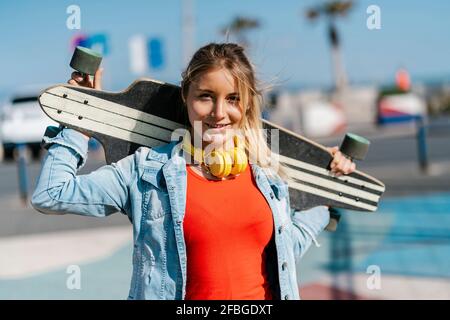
[[0, 122, 449, 299], [299, 191, 450, 300]]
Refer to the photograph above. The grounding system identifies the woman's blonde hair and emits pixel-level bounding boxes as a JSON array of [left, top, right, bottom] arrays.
[[181, 43, 290, 182]]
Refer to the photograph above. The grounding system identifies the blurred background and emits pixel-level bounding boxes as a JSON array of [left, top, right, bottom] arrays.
[[0, 0, 449, 299]]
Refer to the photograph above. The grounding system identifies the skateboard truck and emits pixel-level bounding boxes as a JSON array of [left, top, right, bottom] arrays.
[[325, 133, 371, 232], [69, 46, 102, 76]]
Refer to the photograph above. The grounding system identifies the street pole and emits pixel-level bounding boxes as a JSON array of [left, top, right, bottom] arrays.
[[416, 116, 429, 173], [16, 144, 29, 206], [182, 0, 195, 67]]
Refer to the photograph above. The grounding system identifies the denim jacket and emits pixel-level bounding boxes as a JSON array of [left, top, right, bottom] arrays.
[[31, 128, 330, 300]]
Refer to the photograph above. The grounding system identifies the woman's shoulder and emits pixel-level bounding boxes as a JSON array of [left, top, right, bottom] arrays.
[[132, 140, 180, 167], [254, 165, 289, 200]]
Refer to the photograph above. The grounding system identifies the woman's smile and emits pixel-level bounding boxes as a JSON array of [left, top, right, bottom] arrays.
[[204, 123, 231, 130]]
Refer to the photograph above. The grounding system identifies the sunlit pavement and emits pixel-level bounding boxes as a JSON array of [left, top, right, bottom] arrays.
[[0, 230, 133, 299]]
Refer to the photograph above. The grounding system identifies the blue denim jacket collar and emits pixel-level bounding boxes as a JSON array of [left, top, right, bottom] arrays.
[[140, 141, 177, 190], [253, 166, 289, 201]]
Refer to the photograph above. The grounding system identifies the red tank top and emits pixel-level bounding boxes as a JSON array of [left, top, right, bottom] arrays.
[[184, 164, 274, 300]]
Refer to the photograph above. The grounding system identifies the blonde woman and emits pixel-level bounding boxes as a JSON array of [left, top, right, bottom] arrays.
[[32, 43, 355, 300]]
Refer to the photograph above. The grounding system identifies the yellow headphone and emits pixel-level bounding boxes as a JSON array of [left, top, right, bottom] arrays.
[[182, 133, 248, 179]]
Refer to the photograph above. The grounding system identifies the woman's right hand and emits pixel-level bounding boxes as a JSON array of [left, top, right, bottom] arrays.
[[67, 68, 103, 90], [66, 68, 103, 140]]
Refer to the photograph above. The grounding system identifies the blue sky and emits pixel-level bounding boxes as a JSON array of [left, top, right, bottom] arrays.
[[1, 0, 450, 95]]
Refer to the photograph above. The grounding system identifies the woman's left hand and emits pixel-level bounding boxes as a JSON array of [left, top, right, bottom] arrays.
[[327, 146, 356, 177]]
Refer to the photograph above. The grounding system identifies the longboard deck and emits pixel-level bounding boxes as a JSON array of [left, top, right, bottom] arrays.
[[38, 79, 385, 212]]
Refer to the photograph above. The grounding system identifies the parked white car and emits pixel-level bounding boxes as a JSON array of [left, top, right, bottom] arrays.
[[0, 86, 57, 160]]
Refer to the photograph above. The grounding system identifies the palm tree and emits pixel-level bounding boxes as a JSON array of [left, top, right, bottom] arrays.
[[305, 1, 353, 92], [220, 16, 261, 47]]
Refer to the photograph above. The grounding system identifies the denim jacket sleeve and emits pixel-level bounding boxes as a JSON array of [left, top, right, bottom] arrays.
[[290, 206, 330, 260], [31, 128, 135, 219]]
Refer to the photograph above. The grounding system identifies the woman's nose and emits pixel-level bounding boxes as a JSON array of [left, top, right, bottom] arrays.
[[211, 99, 226, 119]]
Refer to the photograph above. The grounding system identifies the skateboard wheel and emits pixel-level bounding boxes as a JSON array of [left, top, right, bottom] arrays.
[[339, 133, 370, 161], [70, 46, 102, 75]]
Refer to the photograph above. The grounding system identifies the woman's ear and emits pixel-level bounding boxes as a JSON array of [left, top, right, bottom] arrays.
[[181, 87, 187, 104]]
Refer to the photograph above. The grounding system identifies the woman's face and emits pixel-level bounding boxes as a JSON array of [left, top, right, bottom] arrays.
[[185, 68, 243, 148]]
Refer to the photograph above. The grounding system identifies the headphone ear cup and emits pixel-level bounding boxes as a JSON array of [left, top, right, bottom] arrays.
[[221, 151, 233, 177], [204, 151, 222, 177], [230, 147, 248, 175], [206, 150, 232, 178]]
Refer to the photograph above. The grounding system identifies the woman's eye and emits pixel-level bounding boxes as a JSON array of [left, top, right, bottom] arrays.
[[227, 96, 240, 104], [199, 94, 212, 100]]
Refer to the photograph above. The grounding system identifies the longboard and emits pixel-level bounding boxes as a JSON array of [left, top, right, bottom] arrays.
[[38, 79, 385, 212]]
